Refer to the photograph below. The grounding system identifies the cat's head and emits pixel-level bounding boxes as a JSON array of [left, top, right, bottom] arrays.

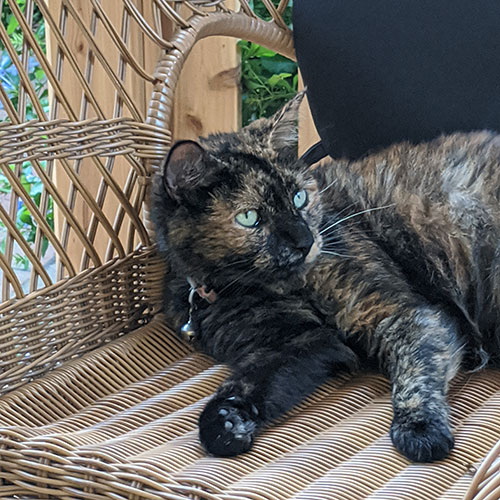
[[151, 93, 324, 290]]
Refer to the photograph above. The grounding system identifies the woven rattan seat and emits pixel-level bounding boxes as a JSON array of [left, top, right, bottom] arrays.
[[2, 297, 500, 498], [0, 2, 499, 499]]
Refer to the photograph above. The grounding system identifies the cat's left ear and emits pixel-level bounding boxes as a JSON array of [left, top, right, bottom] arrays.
[[161, 140, 206, 201], [269, 90, 305, 154]]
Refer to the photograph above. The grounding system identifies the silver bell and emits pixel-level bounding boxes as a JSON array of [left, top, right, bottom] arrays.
[[180, 320, 195, 343]]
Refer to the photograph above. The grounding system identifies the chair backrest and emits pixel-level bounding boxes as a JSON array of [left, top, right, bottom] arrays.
[[0, 0, 293, 394], [0, 0, 163, 301], [0, 0, 294, 301]]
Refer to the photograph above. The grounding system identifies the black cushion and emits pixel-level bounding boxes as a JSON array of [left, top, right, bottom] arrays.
[[293, 0, 500, 159]]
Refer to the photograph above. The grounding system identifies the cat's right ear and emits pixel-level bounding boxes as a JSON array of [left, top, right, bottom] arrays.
[[162, 140, 206, 201]]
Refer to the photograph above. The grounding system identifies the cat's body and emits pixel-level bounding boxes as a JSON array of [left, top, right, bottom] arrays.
[[316, 130, 500, 368], [152, 95, 500, 462]]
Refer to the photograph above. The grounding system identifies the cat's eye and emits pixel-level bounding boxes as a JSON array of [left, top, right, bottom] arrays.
[[293, 189, 308, 209], [235, 209, 259, 228]]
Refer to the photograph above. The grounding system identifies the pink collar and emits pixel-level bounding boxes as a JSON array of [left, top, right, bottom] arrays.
[[195, 285, 217, 304], [187, 277, 217, 304]]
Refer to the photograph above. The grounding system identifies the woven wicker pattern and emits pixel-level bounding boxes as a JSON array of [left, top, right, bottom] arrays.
[[0, 118, 171, 164], [0, 0, 293, 300], [0, 247, 164, 394], [0, 319, 499, 499], [1, 1, 500, 499], [465, 440, 500, 500]]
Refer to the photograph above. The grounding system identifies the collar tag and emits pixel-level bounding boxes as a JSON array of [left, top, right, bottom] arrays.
[[180, 285, 197, 344]]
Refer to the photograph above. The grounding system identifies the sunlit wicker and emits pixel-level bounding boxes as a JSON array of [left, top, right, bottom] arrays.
[[0, 1, 499, 499]]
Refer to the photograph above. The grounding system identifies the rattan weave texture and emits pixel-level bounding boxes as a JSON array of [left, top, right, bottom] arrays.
[[0, 248, 164, 395], [0, 118, 171, 164], [0, 319, 499, 499]]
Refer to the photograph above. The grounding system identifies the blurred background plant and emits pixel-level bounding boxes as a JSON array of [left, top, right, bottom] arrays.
[[239, 0, 297, 126], [0, 0, 52, 271], [1, 0, 46, 114]]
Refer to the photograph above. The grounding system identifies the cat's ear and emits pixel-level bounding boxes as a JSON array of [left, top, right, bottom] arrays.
[[268, 90, 305, 153], [162, 140, 206, 200]]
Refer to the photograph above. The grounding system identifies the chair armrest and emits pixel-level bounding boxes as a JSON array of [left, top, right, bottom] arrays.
[[465, 438, 500, 500], [0, 247, 164, 395]]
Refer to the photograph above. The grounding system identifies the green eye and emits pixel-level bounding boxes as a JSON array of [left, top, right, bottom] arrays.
[[235, 209, 259, 227], [293, 189, 308, 209]]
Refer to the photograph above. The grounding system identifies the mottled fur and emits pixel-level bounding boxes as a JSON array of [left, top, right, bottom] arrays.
[[151, 93, 500, 462]]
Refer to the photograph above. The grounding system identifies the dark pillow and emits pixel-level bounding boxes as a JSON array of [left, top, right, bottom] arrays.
[[293, 0, 500, 159]]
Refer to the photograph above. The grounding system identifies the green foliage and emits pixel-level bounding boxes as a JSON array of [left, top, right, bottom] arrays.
[[250, 0, 293, 25], [239, 41, 298, 126], [1, 1, 47, 118], [1, 1, 52, 269], [240, 0, 297, 126], [1, 0, 45, 51]]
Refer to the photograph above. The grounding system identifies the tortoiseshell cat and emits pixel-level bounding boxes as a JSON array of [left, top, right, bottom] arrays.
[[151, 93, 500, 462]]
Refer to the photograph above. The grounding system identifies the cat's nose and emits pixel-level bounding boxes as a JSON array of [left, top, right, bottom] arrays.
[[278, 217, 314, 256], [294, 228, 314, 255]]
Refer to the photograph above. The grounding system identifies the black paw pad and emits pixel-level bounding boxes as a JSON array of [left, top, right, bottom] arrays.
[[390, 415, 454, 463], [199, 396, 259, 457]]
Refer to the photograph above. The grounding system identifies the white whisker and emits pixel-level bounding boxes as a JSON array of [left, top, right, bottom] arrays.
[[318, 179, 338, 194], [321, 250, 352, 258], [322, 240, 344, 246], [320, 219, 380, 239], [220, 259, 253, 270], [217, 267, 255, 295], [320, 204, 395, 235], [321, 241, 344, 249], [334, 202, 357, 219]]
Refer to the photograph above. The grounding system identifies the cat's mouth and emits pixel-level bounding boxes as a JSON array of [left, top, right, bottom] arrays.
[[275, 239, 320, 274]]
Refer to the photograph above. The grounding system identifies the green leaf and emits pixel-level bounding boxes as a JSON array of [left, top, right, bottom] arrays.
[[7, 15, 19, 35], [0, 173, 11, 194], [34, 68, 45, 81], [41, 236, 49, 257], [267, 73, 292, 88], [13, 254, 30, 271], [20, 174, 31, 193], [10, 32, 23, 50], [251, 45, 277, 58], [29, 181, 43, 198], [261, 58, 297, 75], [245, 79, 264, 91], [19, 210, 32, 225]]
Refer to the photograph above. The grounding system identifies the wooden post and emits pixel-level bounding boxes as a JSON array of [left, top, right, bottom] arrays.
[[172, 1, 241, 141], [47, 0, 160, 274]]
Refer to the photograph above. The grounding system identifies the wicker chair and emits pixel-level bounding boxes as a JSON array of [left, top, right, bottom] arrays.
[[0, 1, 499, 499]]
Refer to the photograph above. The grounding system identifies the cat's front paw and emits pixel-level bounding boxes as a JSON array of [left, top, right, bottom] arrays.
[[390, 414, 454, 462], [199, 395, 260, 457]]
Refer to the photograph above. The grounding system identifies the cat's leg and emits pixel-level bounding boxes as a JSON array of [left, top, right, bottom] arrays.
[[317, 228, 464, 462], [199, 329, 356, 457], [374, 306, 463, 462]]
